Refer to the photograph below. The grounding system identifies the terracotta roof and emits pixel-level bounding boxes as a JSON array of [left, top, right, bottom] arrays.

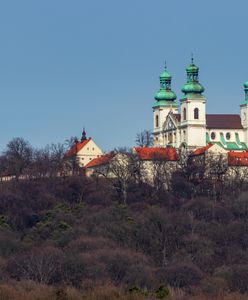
[[206, 114, 243, 129], [190, 143, 214, 156], [174, 114, 181, 122], [85, 152, 116, 168], [134, 147, 179, 161], [228, 151, 248, 166], [65, 139, 91, 157]]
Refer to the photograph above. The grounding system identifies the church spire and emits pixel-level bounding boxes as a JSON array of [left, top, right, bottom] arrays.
[[154, 62, 177, 101], [244, 81, 248, 103], [81, 128, 87, 142], [181, 56, 205, 96]]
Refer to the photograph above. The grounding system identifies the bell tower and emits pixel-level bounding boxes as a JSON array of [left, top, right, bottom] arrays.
[[153, 62, 178, 146], [240, 82, 248, 145], [180, 56, 206, 149]]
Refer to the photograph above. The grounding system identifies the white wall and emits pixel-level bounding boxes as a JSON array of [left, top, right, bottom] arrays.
[[207, 128, 244, 144], [153, 106, 178, 147], [180, 97, 206, 148], [186, 126, 206, 147], [77, 139, 103, 167], [180, 99, 206, 127], [240, 104, 248, 145]]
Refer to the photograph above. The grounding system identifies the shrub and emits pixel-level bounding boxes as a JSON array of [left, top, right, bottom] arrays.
[[161, 262, 203, 288], [226, 265, 248, 293], [155, 285, 170, 298], [200, 276, 228, 294], [62, 254, 86, 287]]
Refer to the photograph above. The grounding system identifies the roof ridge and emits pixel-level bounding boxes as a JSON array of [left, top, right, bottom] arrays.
[[65, 138, 91, 157], [206, 114, 240, 116]]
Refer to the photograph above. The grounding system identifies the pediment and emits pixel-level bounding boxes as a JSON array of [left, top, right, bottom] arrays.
[[163, 113, 177, 131]]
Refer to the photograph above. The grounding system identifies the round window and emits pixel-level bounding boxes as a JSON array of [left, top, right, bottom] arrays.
[[211, 132, 216, 140], [226, 132, 231, 140]]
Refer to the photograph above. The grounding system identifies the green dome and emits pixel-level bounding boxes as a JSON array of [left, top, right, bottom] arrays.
[[182, 59, 204, 95], [155, 89, 177, 101], [160, 70, 171, 79], [244, 81, 248, 88], [153, 100, 178, 108], [182, 82, 205, 94], [154, 63, 177, 102], [186, 64, 199, 73]]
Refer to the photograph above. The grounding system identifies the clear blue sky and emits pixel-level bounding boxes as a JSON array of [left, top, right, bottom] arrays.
[[0, 0, 247, 152]]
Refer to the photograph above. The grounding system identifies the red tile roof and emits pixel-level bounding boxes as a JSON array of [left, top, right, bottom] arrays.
[[134, 147, 179, 161], [228, 151, 248, 166], [206, 114, 243, 129], [85, 152, 116, 168], [174, 114, 181, 122], [65, 139, 91, 157], [190, 143, 214, 156]]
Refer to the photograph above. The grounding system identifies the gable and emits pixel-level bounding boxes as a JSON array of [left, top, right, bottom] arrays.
[[77, 139, 102, 156], [190, 143, 227, 156], [208, 143, 228, 154], [65, 139, 90, 157], [163, 114, 177, 131], [65, 138, 103, 158]]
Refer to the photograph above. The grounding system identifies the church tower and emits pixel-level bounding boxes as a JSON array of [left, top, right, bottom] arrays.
[[153, 63, 178, 146], [240, 81, 248, 145], [180, 57, 206, 149]]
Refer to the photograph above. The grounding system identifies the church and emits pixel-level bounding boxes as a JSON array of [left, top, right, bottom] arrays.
[[153, 59, 248, 152]]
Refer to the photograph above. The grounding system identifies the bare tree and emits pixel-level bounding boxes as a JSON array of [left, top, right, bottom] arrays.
[[65, 136, 78, 151], [10, 247, 63, 284], [107, 154, 132, 204], [30, 143, 67, 179], [4, 137, 33, 180], [49, 143, 67, 177], [135, 130, 153, 147], [92, 153, 135, 204], [0, 155, 8, 178], [205, 154, 228, 200], [30, 146, 52, 179], [149, 152, 179, 192]]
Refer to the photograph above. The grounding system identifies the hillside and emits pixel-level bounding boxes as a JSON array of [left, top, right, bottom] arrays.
[[0, 171, 247, 300]]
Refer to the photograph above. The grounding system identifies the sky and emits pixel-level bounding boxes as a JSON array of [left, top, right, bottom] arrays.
[[0, 0, 247, 152]]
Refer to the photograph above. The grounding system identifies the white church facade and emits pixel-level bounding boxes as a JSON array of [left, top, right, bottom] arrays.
[[153, 59, 248, 152]]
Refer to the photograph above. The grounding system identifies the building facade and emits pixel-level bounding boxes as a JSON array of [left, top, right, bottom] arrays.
[[65, 130, 103, 167], [153, 59, 248, 152]]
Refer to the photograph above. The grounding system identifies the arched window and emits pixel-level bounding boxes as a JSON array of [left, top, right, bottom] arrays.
[[194, 108, 199, 119], [183, 108, 186, 120], [155, 115, 159, 127]]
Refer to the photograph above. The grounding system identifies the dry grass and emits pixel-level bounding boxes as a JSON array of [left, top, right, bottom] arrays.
[[0, 282, 247, 300]]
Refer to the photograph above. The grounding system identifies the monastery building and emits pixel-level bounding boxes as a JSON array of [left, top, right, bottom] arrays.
[[153, 58, 248, 152]]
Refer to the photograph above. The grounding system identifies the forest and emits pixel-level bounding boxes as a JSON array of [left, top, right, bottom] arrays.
[[0, 137, 248, 299]]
